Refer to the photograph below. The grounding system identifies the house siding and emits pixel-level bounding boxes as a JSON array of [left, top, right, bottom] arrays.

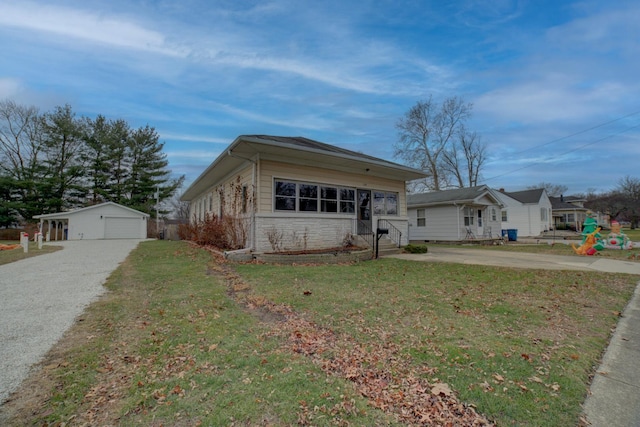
[[189, 165, 254, 220], [408, 203, 503, 242], [257, 159, 407, 214], [187, 158, 412, 252], [497, 192, 553, 237], [254, 214, 354, 252]]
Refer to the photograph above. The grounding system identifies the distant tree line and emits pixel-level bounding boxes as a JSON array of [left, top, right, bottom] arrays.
[[0, 100, 183, 227], [528, 179, 640, 229], [584, 176, 640, 229]]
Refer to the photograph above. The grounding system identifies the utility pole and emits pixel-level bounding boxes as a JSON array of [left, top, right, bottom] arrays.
[[155, 186, 160, 236]]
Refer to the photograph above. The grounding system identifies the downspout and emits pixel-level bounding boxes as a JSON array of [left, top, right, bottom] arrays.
[[453, 202, 461, 240], [251, 154, 258, 251]]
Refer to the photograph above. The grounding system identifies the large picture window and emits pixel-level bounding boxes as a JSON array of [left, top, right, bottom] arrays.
[[373, 191, 399, 215], [274, 180, 357, 214]]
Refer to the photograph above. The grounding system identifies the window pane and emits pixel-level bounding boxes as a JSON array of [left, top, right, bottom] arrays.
[[340, 201, 355, 213], [299, 198, 318, 211], [417, 218, 426, 227], [275, 181, 296, 196], [299, 184, 317, 198], [340, 188, 354, 201], [321, 200, 337, 212], [373, 192, 385, 215], [386, 193, 397, 215], [275, 196, 295, 210], [321, 186, 337, 200]]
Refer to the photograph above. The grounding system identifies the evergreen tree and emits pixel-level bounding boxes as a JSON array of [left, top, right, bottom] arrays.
[[124, 125, 183, 216], [41, 104, 86, 212]]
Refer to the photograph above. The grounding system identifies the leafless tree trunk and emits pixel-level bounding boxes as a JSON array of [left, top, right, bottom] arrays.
[[395, 96, 475, 191]]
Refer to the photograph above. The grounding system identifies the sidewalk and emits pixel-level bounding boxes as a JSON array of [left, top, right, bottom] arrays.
[[388, 247, 640, 426]]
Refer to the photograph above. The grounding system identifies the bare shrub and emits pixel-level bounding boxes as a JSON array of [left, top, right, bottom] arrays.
[[181, 176, 254, 251], [266, 226, 284, 252]]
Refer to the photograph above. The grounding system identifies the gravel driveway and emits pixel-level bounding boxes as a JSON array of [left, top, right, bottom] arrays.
[[0, 239, 143, 404]]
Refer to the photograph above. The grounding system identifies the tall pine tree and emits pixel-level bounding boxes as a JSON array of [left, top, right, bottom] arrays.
[[124, 125, 183, 217]]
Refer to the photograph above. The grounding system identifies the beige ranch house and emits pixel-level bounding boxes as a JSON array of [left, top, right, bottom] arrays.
[[180, 135, 426, 254]]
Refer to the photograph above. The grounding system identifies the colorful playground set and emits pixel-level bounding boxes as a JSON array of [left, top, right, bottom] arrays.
[[572, 214, 635, 256]]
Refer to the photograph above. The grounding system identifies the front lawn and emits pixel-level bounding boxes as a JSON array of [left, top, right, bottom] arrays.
[[1, 240, 636, 426], [0, 241, 62, 265]]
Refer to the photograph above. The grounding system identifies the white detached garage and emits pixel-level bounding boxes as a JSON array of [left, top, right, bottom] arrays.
[[34, 202, 149, 241]]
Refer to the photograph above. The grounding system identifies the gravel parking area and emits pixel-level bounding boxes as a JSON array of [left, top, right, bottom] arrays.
[[0, 239, 142, 404]]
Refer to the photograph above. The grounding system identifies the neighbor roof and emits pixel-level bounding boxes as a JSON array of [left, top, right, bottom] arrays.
[[502, 188, 545, 204], [181, 135, 427, 201], [407, 185, 503, 207], [549, 196, 588, 211]]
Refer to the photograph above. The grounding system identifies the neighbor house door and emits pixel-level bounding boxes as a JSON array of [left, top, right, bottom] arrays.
[[357, 189, 372, 234]]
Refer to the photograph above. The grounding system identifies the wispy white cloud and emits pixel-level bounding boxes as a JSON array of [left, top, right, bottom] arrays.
[[161, 133, 230, 145], [0, 2, 186, 56], [0, 78, 21, 99], [165, 149, 222, 160]]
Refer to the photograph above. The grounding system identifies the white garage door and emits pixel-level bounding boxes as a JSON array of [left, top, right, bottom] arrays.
[[104, 217, 142, 239]]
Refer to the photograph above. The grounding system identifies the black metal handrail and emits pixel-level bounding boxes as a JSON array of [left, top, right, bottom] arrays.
[[352, 219, 374, 249], [376, 219, 402, 247]]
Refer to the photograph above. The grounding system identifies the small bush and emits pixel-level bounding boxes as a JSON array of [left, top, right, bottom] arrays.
[[404, 244, 428, 254]]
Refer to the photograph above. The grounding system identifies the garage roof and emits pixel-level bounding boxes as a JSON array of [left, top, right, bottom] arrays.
[[33, 202, 150, 220]]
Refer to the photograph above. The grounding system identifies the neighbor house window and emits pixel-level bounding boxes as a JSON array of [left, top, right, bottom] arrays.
[[373, 191, 399, 215], [274, 179, 356, 214], [416, 209, 426, 227], [464, 207, 474, 226], [501, 210, 508, 222]]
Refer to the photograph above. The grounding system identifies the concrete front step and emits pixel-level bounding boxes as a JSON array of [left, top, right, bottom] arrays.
[[376, 239, 402, 256]]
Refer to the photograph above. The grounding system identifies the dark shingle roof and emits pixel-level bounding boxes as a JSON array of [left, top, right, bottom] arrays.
[[243, 135, 395, 165], [407, 185, 492, 206], [549, 196, 587, 210], [503, 188, 545, 204]]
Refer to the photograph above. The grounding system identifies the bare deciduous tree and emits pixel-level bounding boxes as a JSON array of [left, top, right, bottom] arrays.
[[526, 182, 568, 197], [395, 95, 484, 191], [442, 128, 487, 188]]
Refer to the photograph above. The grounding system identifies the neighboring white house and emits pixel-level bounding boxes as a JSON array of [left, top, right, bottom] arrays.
[[180, 135, 426, 253], [494, 188, 553, 237], [407, 185, 504, 242], [33, 202, 149, 240]]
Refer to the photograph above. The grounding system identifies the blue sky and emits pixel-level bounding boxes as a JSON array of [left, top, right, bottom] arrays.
[[1, 0, 639, 195]]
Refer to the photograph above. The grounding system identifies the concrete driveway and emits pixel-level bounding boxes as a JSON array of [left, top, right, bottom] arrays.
[[388, 246, 640, 275], [0, 239, 142, 404]]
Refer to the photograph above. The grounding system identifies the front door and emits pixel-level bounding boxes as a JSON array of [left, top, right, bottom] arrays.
[[357, 189, 372, 234], [477, 209, 483, 237]]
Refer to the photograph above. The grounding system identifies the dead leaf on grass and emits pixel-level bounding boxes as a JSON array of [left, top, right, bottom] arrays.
[[431, 382, 452, 396]]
